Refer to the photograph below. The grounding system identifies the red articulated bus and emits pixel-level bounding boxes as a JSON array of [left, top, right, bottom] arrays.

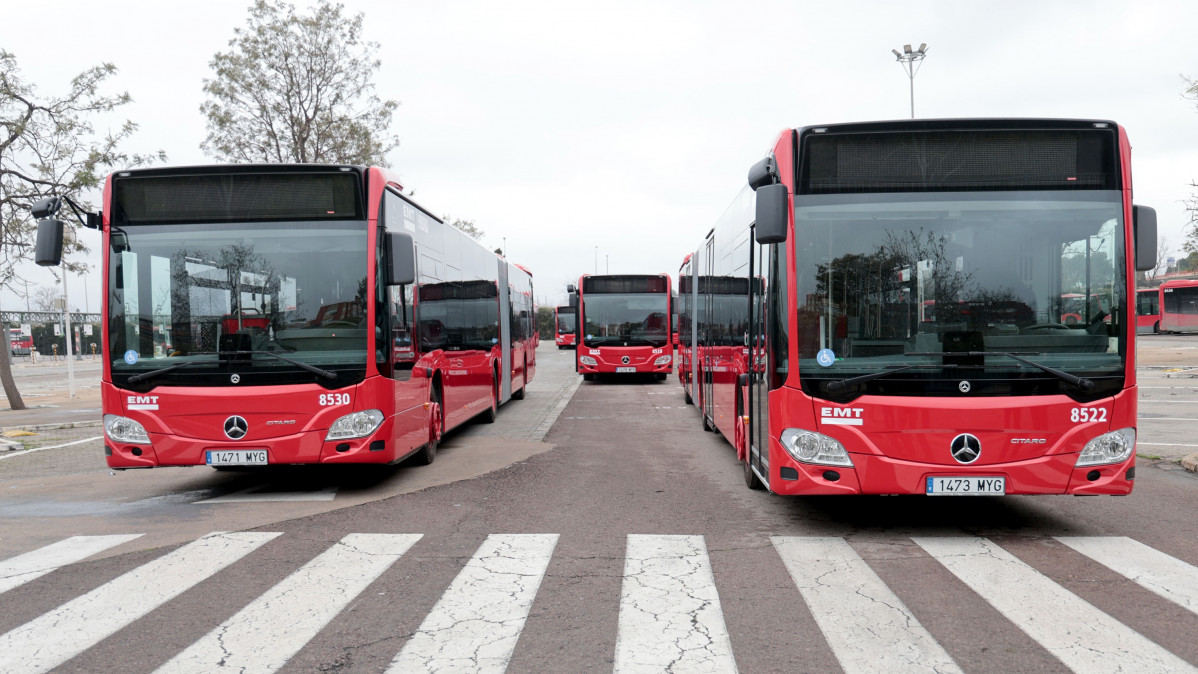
[[681, 119, 1157, 496], [1135, 287, 1161, 334], [554, 305, 577, 348], [33, 164, 534, 469], [1160, 279, 1198, 333], [575, 274, 673, 381]]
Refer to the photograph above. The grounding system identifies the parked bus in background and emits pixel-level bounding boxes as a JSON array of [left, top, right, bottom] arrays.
[[1160, 279, 1198, 333], [575, 274, 673, 381], [8, 327, 32, 357], [554, 305, 577, 348], [680, 118, 1157, 495], [32, 164, 534, 470], [1136, 287, 1161, 334]]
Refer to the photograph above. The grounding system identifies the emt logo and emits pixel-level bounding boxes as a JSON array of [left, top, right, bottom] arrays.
[[127, 395, 160, 410], [820, 407, 863, 426]]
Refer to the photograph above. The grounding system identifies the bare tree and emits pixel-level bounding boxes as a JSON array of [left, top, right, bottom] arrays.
[[1, 50, 161, 410], [30, 284, 60, 312], [201, 0, 399, 165], [442, 215, 484, 240]]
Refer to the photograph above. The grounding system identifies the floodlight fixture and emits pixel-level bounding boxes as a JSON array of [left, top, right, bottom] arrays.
[[891, 42, 930, 118]]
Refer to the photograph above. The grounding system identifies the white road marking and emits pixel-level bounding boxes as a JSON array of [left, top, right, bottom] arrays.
[[196, 486, 338, 503], [388, 533, 558, 673], [914, 536, 1195, 673], [0, 531, 279, 674], [156, 533, 421, 673], [0, 435, 103, 461], [614, 534, 737, 674], [1139, 442, 1198, 448], [1056, 536, 1198, 616], [1138, 418, 1198, 422], [772, 537, 961, 674], [0, 534, 143, 595]]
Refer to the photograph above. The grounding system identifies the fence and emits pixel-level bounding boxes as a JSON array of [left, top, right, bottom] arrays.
[[3, 311, 102, 363]]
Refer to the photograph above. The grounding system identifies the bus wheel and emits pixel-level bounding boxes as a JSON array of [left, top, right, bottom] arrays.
[[583, 373, 595, 382], [1154, 322, 1160, 334], [683, 388, 692, 405], [482, 372, 498, 423], [702, 412, 714, 433], [414, 386, 442, 465], [655, 373, 667, 381], [744, 455, 765, 490]]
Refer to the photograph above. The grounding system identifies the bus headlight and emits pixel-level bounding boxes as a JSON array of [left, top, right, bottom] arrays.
[[1076, 428, 1136, 467], [779, 428, 853, 467], [654, 355, 672, 366], [326, 409, 384, 441], [579, 355, 597, 366], [104, 414, 150, 444]]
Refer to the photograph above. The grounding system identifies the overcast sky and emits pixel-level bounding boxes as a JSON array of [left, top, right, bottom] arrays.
[[6, 0, 1198, 311]]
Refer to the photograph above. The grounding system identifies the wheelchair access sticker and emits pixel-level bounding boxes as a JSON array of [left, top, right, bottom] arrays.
[[816, 349, 836, 367]]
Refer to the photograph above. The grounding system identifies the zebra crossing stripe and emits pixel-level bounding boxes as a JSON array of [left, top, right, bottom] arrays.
[[155, 534, 421, 674], [614, 534, 737, 673], [772, 537, 961, 674], [1055, 536, 1198, 617], [387, 533, 558, 673], [0, 531, 280, 674], [0, 534, 143, 596], [914, 536, 1196, 674]]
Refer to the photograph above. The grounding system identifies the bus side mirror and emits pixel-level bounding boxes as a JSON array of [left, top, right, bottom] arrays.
[[35, 219, 65, 266], [754, 183, 788, 244], [748, 157, 776, 190], [386, 231, 416, 285], [1133, 205, 1157, 272], [568, 285, 578, 308]]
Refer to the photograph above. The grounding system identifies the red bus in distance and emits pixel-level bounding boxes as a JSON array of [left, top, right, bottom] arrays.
[[34, 164, 534, 469], [1160, 279, 1198, 333], [680, 118, 1157, 496], [554, 305, 576, 348], [1135, 287, 1161, 334], [576, 274, 673, 381]]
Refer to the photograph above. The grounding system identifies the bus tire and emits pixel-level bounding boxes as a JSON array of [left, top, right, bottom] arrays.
[[683, 388, 692, 405], [702, 412, 714, 433], [414, 384, 442, 465], [583, 373, 595, 382], [1154, 322, 1160, 334]]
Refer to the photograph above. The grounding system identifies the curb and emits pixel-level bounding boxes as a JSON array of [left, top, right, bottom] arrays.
[[1, 419, 103, 433], [1183, 453, 1198, 474]]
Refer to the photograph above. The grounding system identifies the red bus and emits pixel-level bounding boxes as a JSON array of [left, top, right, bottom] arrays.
[[554, 305, 577, 348], [1160, 279, 1198, 333], [681, 119, 1157, 495], [1136, 287, 1161, 334], [9, 328, 32, 356], [32, 164, 535, 469], [575, 274, 673, 381]]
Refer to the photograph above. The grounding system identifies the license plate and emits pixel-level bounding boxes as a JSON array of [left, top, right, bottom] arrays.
[[206, 450, 268, 466], [926, 476, 1005, 495], [615, 366, 636, 373]]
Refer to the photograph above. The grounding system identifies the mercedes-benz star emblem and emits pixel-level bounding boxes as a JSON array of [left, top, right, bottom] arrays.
[[621, 356, 630, 365], [224, 415, 249, 440], [950, 433, 982, 464], [958, 380, 971, 393]]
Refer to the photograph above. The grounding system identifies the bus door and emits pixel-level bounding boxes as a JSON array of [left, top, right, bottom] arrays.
[[498, 261, 512, 403], [703, 235, 716, 423]]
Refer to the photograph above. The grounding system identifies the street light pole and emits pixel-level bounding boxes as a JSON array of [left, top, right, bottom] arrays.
[[891, 42, 929, 119]]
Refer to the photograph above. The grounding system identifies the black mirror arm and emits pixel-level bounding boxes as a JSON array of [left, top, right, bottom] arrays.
[[60, 196, 101, 230]]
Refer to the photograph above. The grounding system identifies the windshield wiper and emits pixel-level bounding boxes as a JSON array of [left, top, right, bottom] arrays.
[[127, 357, 218, 384], [907, 351, 1095, 391], [227, 350, 338, 381], [826, 364, 926, 392]]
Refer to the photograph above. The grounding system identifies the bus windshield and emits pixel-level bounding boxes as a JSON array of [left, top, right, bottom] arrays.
[[793, 190, 1126, 400], [556, 309, 576, 334], [108, 220, 369, 387], [582, 293, 670, 347]]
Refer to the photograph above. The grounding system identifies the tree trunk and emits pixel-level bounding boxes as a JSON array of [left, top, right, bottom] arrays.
[[0, 343, 26, 411]]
